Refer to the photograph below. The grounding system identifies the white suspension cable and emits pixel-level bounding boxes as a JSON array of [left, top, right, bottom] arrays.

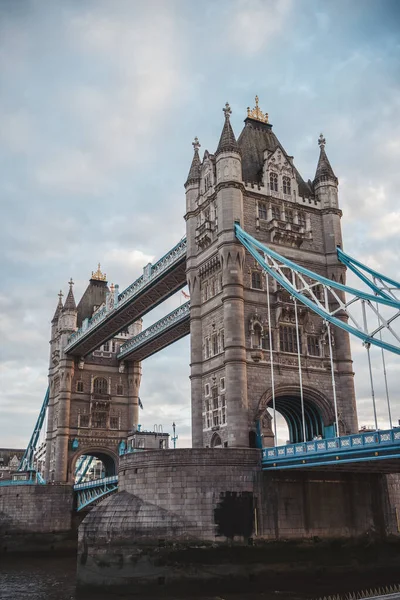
[[265, 270, 277, 445], [373, 277, 393, 429], [292, 274, 306, 442], [323, 288, 339, 437], [327, 322, 339, 437], [361, 300, 378, 430]]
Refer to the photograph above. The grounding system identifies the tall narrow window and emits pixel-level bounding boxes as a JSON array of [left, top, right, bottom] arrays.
[[298, 212, 306, 228], [212, 387, 218, 410], [286, 210, 294, 224], [76, 380, 84, 392], [270, 172, 278, 192], [258, 203, 267, 220], [110, 416, 119, 429], [271, 205, 280, 220], [116, 384, 123, 396], [251, 271, 262, 290], [103, 342, 110, 352], [283, 176, 291, 195], [307, 336, 320, 356], [261, 332, 271, 351], [205, 337, 210, 359], [212, 334, 218, 356], [279, 325, 301, 353], [93, 377, 108, 395]]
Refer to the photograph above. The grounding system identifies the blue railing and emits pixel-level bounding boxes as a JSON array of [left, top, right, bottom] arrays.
[[262, 428, 400, 468], [73, 475, 118, 491], [118, 301, 190, 359], [65, 237, 187, 351], [0, 472, 46, 486]]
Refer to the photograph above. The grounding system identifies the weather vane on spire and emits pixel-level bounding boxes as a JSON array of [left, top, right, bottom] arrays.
[[318, 133, 326, 149], [223, 102, 232, 120], [192, 136, 201, 152], [247, 95, 269, 123]]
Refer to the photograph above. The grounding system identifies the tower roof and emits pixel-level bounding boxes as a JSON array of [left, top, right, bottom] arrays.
[[51, 290, 63, 322], [216, 102, 240, 155], [77, 267, 109, 327], [185, 137, 201, 186], [314, 134, 338, 184], [63, 278, 76, 311], [237, 97, 313, 197]]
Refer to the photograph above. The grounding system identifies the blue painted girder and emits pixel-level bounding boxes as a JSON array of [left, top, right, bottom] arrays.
[[262, 428, 400, 471]]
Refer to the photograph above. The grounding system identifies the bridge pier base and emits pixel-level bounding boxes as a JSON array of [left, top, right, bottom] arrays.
[[77, 449, 400, 590]]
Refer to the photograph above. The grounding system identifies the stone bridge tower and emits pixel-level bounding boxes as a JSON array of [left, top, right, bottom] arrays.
[[185, 98, 357, 449], [44, 267, 142, 483]]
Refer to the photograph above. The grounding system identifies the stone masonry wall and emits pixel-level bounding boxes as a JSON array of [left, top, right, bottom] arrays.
[[0, 484, 73, 535], [119, 448, 261, 541], [258, 471, 398, 540]]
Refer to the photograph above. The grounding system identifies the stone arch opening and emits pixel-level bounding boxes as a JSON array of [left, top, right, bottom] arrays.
[[210, 433, 222, 448], [70, 448, 117, 484], [258, 386, 335, 444]]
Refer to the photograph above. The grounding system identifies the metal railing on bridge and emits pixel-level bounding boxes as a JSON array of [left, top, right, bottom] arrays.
[[74, 475, 119, 511], [262, 428, 400, 470], [65, 237, 187, 353], [118, 301, 190, 360]]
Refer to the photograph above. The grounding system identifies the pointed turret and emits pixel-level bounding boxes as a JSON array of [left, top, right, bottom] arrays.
[[52, 290, 63, 323], [63, 278, 76, 311], [314, 134, 338, 185], [185, 137, 201, 187], [216, 102, 240, 155]]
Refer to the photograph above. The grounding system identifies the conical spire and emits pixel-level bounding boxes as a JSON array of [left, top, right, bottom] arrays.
[[63, 278, 76, 311], [52, 290, 63, 322], [185, 137, 201, 186], [314, 134, 337, 184], [216, 102, 240, 156]]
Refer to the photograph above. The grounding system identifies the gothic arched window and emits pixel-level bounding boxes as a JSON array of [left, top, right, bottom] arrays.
[[283, 176, 291, 195], [270, 172, 278, 192], [93, 377, 108, 395]]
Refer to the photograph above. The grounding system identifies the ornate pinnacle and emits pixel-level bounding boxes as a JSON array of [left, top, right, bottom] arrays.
[[192, 136, 201, 153], [68, 277, 74, 288], [318, 133, 326, 149], [91, 263, 107, 281], [223, 102, 232, 120], [247, 95, 269, 123], [58, 290, 63, 301]]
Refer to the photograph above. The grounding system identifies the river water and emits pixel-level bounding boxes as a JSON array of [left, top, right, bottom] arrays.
[[1, 553, 399, 600]]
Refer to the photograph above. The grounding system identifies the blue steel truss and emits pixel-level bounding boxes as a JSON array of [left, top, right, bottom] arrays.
[[337, 247, 400, 301], [65, 237, 187, 352], [262, 428, 400, 470], [118, 301, 190, 360], [75, 455, 94, 484], [74, 475, 118, 511], [235, 224, 400, 355], [18, 387, 49, 472]]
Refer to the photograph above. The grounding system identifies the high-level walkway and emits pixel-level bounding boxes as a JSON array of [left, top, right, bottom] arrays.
[[65, 238, 187, 357]]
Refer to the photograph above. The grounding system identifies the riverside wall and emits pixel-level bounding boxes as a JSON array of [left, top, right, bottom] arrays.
[[77, 449, 400, 589], [0, 484, 74, 552]]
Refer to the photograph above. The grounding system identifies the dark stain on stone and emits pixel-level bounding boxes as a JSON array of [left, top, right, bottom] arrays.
[[214, 491, 254, 539]]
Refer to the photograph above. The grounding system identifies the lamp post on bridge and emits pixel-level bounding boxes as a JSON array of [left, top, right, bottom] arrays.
[[172, 422, 178, 449]]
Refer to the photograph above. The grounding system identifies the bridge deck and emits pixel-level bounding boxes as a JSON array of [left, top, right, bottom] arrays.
[[262, 429, 400, 472], [117, 301, 190, 362], [65, 239, 187, 357]]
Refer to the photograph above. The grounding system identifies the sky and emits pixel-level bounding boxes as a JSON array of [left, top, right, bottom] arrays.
[[1, 0, 399, 449]]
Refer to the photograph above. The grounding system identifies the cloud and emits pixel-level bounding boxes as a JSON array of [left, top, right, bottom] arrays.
[[227, 0, 293, 55]]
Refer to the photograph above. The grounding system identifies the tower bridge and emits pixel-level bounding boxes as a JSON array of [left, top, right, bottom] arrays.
[[3, 99, 400, 569]]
